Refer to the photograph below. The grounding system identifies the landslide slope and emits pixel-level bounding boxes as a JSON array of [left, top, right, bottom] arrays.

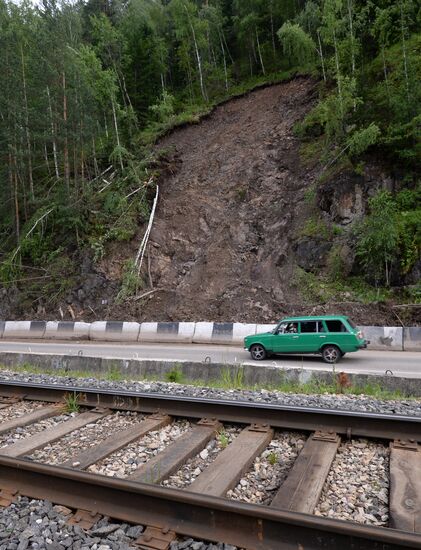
[[134, 77, 319, 322]]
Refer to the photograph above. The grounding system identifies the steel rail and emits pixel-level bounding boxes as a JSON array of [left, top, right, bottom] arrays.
[[0, 456, 420, 550], [0, 380, 419, 441]]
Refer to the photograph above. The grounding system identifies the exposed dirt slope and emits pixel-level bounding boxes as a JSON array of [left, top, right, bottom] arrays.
[[3, 77, 412, 325], [80, 77, 410, 325], [135, 77, 319, 322]]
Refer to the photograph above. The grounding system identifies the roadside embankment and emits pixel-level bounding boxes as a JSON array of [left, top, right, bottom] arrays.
[[1, 351, 420, 397]]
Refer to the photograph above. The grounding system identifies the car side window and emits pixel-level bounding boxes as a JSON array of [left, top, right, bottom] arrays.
[[318, 321, 327, 333], [325, 320, 349, 332], [284, 322, 298, 333], [300, 321, 319, 333]]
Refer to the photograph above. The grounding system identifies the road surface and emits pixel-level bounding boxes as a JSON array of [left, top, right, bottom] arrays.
[[0, 340, 420, 378]]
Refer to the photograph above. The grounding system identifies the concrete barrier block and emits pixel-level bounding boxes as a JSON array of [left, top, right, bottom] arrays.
[[90, 321, 140, 342], [89, 321, 107, 340], [192, 322, 215, 344], [45, 321, 90, 340], [139, 322, 195, 343], [232, 323, 257, 345], [0, 321, 4, 339], [361, 326, 403, 351], [3, 321, 46, 339], [138, 322, 158, 342], [210, 322, 234, 344], [177, 322, 195, 343], [404, 326, 421, 351]]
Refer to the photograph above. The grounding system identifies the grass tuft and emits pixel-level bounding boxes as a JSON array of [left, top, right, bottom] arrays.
[[165, 365, 184, 384], [63, 392, 80, 413]]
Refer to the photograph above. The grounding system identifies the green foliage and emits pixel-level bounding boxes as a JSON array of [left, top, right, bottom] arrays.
[[267, 451, 278, 466], [150, 90, 175, 122], [63, 392, 80, 413], [300, 216, 330, 239], [165, 365, 184, 383], [295, 267, 394, 304], [106, 366, 123, 381], [277, 22, 316, 66], [347, 123, 381, 156], [217, 430, 229, 449], [356, 189, 420, 286], [219, 367, 245, 389], [116, 259, 142, 303], [326, 244, 345, 282]]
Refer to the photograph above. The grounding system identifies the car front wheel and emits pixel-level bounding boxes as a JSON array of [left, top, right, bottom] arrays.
[[250, 344, 267, 361], [322, 345, 341, 364]]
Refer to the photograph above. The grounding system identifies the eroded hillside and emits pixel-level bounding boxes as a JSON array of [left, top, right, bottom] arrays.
[[137, 77, 318, 321], [2, 77, 416, 325]]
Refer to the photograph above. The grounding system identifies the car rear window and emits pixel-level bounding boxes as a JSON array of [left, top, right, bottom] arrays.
[[347, 318, 357, 329], [325, 320, 349, 332]]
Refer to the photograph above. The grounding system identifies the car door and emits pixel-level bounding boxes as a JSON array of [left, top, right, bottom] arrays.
[[296, 321, 324, 352], [323, 319, 355, 351], [271, 322, 300, 353]]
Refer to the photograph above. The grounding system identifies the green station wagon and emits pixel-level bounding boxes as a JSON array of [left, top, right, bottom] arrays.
[[244, 315, 368, 363]]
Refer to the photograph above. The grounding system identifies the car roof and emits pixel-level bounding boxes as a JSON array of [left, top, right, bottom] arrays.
[[278, 315, 351, 322]]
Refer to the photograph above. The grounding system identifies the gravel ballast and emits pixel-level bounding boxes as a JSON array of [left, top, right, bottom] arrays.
[[30, 411, 145, 465], [0, 368, 419, 549], [0, 369, 419, 416]]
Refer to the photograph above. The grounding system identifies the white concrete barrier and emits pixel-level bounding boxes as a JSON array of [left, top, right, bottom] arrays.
[[3, 321, 46, 339], [232, 323, 257, 345], [193, 322, 238, 345], [192, 322, 214, 344], [404, 327, 421, 351], [44, 321, 91, 340], [138, 322, 195, 343], [360, 326, 403, 351], [90, 321, 140, 342]]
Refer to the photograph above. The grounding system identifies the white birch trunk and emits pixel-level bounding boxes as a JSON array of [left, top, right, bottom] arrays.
[[256, 28, 265, 75], [317, 30, 327, 82], [218, 29, 229, 91], [47, 87, 59, 180], [111, 98, 124, 172], [20, 46, 34, 201], [191, 20, 207, 101]]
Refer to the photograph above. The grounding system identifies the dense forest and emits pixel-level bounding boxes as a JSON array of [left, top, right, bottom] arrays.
[[0, 0, 420, 315]]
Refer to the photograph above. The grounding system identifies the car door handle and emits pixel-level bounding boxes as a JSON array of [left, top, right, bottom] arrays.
[[319, 335, 326, 338], [292, 336, 299, 339]]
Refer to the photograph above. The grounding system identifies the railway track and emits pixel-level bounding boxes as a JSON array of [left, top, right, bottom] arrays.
[[0, 381, 419, 549]]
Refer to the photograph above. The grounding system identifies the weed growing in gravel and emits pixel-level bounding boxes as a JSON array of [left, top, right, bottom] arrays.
[[165, 365, 184, 384], [218, 367, 244, 389], [268, 452, 278, 465], [218, 430, 229, 449], [63, 392, 80, 413], [0, 364, 417, 401], [106, 366, 123, 382]]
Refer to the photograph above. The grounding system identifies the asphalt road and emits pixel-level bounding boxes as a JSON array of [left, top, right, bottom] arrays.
[[0, 340, 420, 378]]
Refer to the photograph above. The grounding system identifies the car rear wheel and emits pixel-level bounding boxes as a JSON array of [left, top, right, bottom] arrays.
[[322, 345, 341, 364], [250, 344, 267, 361]]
